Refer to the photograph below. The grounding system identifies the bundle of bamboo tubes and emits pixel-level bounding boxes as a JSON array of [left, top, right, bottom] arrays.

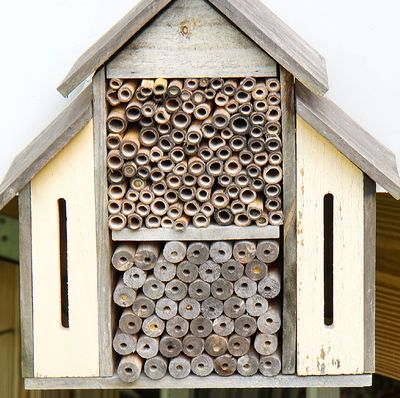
[[112, 239, 281, 382], [106, 77, 283, 231]]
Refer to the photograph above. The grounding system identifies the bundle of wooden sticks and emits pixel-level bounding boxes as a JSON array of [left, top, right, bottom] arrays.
[[106, 77, 283, 231], [112, 240, 281, 382]]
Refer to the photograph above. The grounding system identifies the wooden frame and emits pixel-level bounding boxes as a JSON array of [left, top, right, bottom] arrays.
[[18, 183, 34, 377], [93, 67, 114, 376], [280, 66, 296, 374], [364, 175, 376, 373]]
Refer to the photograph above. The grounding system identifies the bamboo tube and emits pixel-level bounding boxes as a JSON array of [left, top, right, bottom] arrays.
[[201, 117, 216, 138], [252, 83, 268, 100], [126, 188, 140, 202], [194, 102, 212, 120], [149, 168, 164, 183], [192, 89, 206, 105], [237, 220, 253, 236], [265, 197, 282, 212], [120, 127, 140, 160], [113, 329, 138, 355], [121, 200, 135, 216], [226, 185, 240, 200], [221, 129, 233, 141], [182, 173, 197, 187], [263, 165, 283, 184], [165, 97, 182, 113], [229, 114, 250, 135], [254, 152, 269, 167], [145, 214, 161, 228], [251, 112, 267, 126], [225, 99, 239, 115], [168, 79, 183, 97], [254, 99, 268, 112], [180, 88, 192, 102], [246, 163, 261, 178], [137, 165, 151, 180], [108, 169, 125, 184], [231, 200, 246, 215], [140, 79, 155, 97], [113, 277, 137, 307], [153, 78, 168, 95], [212, 107, 231, 129], [256, 212, 268, 227], [173, 161, 187, 176], [215, 209, 234, 226], [161, 216, 174, 228], [182, 100, 195, 114], [209, 136, 226, 152], [247, 196, 264, 220], [174, 215, 190, 231], [211, 189, 230, 209], [179, 186, 196, 202], [158, 157, 174, 173], [196, 187, 211, 202], [109, 213, 127, 231], [139, 188, 154, 205], [269, 152, 283, 166], [235, 172, 250, 188], [166, 174, 182, 190], [251, 177, 265, 192], [130, 177, 146, 191], [126, 99, 142, 122], [201, 202, 214, 218], [134, 86, 147, 102], [154, 106, 170, 125], [238, 150, 253, 166], [139, 116, 154, 128], [168, 202, 184, 220], [240, 77, 256, 92], [269, 210, 284, 225], [249, 138, 265, 154], [140, 100, 156, 118], [199, 78, 210, 88], [188, 157, 205, 176], [235, 90, 252, 104], [266, 77, 281, 92], [266, 106, 282, 123], [198, 174, 214, 189], [150, 198, 169, 216], [215, 92, 229, 107], [224, 156, 242, 177], [135, 148, 150, 166], [164, 190, 178, 205], [136, 202, 150, 218], [108, 181, 128, 200], [110, 78, 124, 90], [193, 213, 210, 228], [108, 199, 122, 215], [187, 121, 203, 145], [128, 214, 143, 230], [117, 354, 142, 383], [210, 77, 224, 90], [206, 157, 223, 176], [267, 92, 281, 106], [171, 129, 185, 145], [239, 187, 257, 205], [107, 105, 128, 134], [118, 80, 138, 103], [184, 200, 201, 216], [183, 143, 198, 156], [159, 136, 174, 152], [122, 161, 137, 178], [239, 102, 253, 116], [266, 121, 282, 135], [106, 88, 120, 106], [223, 79, 238, 96], [204, 87, 216, 100], [172, 111, 191, 129], [218, 174, 232, 188], [157, 121, 172, 135], [198, 145, 214, 163], [184, 78, 199, 91]]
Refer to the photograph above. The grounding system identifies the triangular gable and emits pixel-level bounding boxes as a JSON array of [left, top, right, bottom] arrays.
[[57, 0, 328, 97]]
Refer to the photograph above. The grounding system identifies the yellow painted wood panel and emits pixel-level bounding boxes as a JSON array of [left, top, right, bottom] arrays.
[[31, 121, 99, 377], [297, 116, 364, 375]]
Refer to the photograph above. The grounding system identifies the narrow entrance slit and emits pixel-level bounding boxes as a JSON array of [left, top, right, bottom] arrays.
[[58, 198, 69, 328], [323, 193, 334, 326]]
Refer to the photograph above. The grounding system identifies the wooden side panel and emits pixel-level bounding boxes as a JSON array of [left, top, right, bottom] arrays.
[[31, 121, 99, 378], [297, 116, 364, 375], [93, 68, 114, 376], [280, 67, 297, 374], [106, 0, 277, 79]]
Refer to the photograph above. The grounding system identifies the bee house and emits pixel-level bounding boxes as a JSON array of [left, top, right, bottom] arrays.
[[1, 0, 400, 390]]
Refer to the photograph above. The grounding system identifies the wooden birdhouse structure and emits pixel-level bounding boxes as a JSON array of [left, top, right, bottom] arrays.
[[1, 0, 399, 390]]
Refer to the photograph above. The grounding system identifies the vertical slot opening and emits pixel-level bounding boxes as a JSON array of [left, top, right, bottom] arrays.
[[58, 198, 69, 329], [324, 193, 334, 326]]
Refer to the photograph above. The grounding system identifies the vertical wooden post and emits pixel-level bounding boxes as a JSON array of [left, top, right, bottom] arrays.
[[280, 66, 296, 374], [18, 183, 34, 377], [307, 388, 341, 398], [93, 68, 114, 376], [364, 175, 376, 373]]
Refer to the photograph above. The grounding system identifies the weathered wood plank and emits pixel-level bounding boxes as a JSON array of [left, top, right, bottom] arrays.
[[364, 175, 376, 373], [113, 224, 280, 241], [208, 0, 328, 95], [18, 183, 34, 377], [57, 0, 174, 96], [93, 68, 114, 377], [0, 84, 93, 211], [296, 82, 400, 200], [107, 0, 277, 79], [24, 374, 372, 390], [297, 116, 365, 375], [280, 66, 296, 374]]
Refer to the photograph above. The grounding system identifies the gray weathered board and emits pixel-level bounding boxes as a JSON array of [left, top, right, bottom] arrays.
[[113, 225, 280, 241], [107, 0, 277, 79], [25, 374, 372, 390], [296, 82, 400, 200], [0, 85, 93, 211]]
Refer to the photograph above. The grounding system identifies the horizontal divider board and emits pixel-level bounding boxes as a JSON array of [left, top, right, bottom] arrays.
[[113, 225, 280, 241], [25, 374, 372, 390]]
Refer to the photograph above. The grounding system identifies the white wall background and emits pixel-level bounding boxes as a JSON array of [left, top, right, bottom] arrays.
[[0, 0, 399, 183]]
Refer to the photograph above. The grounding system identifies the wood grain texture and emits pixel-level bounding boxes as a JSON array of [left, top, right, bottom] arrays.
[[31, 121, 99, 377], [363, 175, 376, 374], [93, 68, 114, 377], [24, 374, 372, 390], [113, 224, 280, 241], [57, 0, 174, 96], [18, 184, 34, 377], [0, 84, 93, 211], [208, 0, 328, 95], [107, 0, 277, 79], [280, 67, 296, 375], [297, 117, 364, 375], [296, 82, 400, 200]]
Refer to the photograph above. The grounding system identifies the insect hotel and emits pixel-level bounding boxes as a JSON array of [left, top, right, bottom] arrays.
[[1, 0, 399, 390]]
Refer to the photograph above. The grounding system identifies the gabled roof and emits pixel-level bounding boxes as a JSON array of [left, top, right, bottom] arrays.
[[296, 83, 400, 200], [57, 0, 329, 97]]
